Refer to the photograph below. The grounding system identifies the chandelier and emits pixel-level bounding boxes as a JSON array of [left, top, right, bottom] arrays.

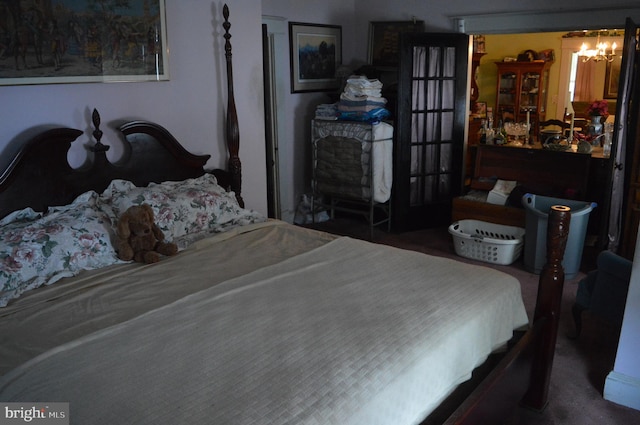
[[578, 33, 617, 62]]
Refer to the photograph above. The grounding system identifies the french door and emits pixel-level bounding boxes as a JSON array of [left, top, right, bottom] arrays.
[[393, 33, 470, 231]]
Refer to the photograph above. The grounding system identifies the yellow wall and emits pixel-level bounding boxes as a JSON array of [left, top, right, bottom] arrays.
[[476, 32, 565, 120]]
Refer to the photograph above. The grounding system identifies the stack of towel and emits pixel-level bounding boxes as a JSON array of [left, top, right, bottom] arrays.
[[336, 75, 390, 122]]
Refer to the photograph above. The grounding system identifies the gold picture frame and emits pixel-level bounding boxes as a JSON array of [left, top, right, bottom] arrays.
[[604, 57, 622, 99], [368, 20, 425, 67]]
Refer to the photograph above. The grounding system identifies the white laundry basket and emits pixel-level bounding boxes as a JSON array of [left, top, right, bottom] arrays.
[[448, 220, 525, 265]]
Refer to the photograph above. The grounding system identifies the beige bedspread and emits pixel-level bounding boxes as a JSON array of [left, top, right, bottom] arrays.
[[0, 221, 336, 375], [0, 221, 528, 425]]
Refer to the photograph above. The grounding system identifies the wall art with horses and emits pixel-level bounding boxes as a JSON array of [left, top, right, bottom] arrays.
[[0, 0, 168, 85]]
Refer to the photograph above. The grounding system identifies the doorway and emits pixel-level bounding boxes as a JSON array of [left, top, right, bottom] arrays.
[[468, 23, 637, 255]]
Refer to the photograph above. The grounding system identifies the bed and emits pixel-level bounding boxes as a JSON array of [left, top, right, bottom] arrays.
[[0, 5, 571, 425]]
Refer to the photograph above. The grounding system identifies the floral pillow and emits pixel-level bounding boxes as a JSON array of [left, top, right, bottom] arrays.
[[0, 191, 123, 308], [99, 174, 265, 244]]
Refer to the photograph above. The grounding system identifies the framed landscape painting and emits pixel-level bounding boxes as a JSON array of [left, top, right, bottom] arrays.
[[289, 22, 342, 93], [0, 0, 169, 86]]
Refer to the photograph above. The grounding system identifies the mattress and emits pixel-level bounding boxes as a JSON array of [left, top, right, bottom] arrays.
[[313, 120, 393, 203], [0, 221, 528, 425]]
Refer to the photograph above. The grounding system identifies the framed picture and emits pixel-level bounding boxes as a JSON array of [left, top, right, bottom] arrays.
[[604, 57, 622, 99], [368, 20, 424, 67], [289, 22, 342, 93], [0, 0, 169, 86], [473, 102, 487, 119]]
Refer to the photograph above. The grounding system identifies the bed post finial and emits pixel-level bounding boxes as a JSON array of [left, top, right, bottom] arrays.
[[522, 204, 571, 411], [222, 4, 243, 208]]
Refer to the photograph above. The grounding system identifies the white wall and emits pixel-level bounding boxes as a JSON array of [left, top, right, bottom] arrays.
[[261, 0, 357, 221], [262, 0, 640, 219], [604, 228, 640, 410], [0, 0, 268, 215], [2, 1, 637, 221]]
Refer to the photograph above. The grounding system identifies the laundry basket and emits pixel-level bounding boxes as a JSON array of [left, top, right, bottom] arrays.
[[448, 220, 526, 265], [522, 193, 596, 279]]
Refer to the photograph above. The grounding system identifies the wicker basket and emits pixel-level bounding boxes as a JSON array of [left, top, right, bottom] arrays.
[[448, 220, 525, 265]]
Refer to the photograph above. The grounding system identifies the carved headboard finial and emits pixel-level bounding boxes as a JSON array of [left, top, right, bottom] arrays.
[[90, 108, 109, 153]]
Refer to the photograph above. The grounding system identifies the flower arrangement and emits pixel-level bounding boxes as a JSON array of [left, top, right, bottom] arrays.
[[586, 99, 609, 118]]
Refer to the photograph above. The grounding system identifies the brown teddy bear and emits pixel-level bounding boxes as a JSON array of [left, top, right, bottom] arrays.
[[115, 204, 178, 264]]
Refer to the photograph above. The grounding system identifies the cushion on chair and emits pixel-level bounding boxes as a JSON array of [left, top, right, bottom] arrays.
[[575, 250, 632, 326]]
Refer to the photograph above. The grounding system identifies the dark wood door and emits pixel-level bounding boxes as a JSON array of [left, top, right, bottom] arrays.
[[393, 33, 470, 231], [618, 19, 640, 259]]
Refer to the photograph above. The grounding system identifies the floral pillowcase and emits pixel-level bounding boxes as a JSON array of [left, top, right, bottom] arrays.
[[99, 174, 266, 245], [0, 191, 123, 308], [0, 174, 266, 307]]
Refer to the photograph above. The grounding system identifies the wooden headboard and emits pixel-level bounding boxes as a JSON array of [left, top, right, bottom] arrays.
[[0, 109, 209, 219], [0, 4, 242, 220]]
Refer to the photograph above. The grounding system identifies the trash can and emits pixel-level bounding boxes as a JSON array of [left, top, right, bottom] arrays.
[[522, 194, 596, 279]]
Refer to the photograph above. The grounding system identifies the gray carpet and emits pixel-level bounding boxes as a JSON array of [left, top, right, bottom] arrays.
[[301, 218, 640, 424]]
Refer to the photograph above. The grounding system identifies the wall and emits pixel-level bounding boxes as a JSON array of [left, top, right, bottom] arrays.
[[262, 0, 357, 222], [476, 32, 564, 120], [0, 0, 268, 215], [604, 227, 640, 410], [269, 1, 640, 219], [1, 2, 635, 222], [349, 1, 640, 59], [475, 32, 623, 122]]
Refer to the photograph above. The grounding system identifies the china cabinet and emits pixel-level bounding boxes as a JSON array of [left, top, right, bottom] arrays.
[[494, 61, 553, 136]]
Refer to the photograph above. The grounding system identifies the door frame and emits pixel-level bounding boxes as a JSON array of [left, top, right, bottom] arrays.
[[262, 16, 289, 220], [452, 7, 640, 35], [457, 8, 640, 253], [617, 19, 639, 256]]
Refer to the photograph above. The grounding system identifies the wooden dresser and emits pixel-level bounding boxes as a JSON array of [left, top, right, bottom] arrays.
[[453, 144, 593, 228]]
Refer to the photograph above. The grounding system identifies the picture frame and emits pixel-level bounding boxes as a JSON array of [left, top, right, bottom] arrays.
[[0, 0, 169, 86], [604, 57, 622, 99], [289, 22, 342, 93], [368, 20, 425, 67], [473, 102, 487, 119]]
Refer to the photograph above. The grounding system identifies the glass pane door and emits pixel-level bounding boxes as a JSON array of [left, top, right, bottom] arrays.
[[498, 71, 517, 121], [395, 32, 469, 230], [520, 71, 540, 114]]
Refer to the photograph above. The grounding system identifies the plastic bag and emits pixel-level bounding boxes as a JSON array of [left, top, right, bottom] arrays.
[[293, 194, 329, 225]]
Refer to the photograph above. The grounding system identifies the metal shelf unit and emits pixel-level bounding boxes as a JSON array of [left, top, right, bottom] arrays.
[[311, 119, 393, 239]]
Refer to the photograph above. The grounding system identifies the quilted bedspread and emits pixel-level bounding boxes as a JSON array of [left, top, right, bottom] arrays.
[[0, 224, 528, 425]]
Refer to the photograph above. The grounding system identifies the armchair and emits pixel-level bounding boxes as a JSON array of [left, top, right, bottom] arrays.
[[572, 250, 632, 338]]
